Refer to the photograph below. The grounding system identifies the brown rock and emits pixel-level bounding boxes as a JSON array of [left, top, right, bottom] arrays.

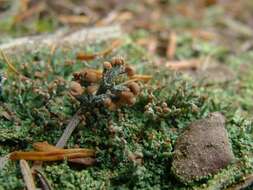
[[171, 112, 234, 183]]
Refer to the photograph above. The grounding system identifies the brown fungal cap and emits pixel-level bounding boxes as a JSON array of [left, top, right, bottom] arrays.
[[86, 85, 98, 95], [127, 82, 140, 96], [119, 91, 136, 106], [73, 69, 101, 83], [103, 61, 112, 70], [103, 97, 112, 108], [125, 65, 135, 76], [70, 81, 84, 97], [111, 56, 125, 66]]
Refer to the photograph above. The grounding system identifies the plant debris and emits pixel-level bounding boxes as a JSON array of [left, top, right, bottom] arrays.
[[76, 39, 122, 61], [20, 159, 36, 190], [34, 169, 53, 190], [10, 147, 95, 161]]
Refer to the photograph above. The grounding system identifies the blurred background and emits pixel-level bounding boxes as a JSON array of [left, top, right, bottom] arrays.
[[1, 0, 253, 50], [1, 0, 253, 113]]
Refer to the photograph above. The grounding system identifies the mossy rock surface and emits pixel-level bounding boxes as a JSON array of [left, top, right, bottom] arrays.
[[171, 112, 234, 183]]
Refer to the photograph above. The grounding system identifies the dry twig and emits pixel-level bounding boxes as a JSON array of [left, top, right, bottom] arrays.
[[56, 109, 82, 148], [20, 160, 36, 190]]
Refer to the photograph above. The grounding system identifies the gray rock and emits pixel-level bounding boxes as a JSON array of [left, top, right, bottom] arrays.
[[171, 112, 234, 184]]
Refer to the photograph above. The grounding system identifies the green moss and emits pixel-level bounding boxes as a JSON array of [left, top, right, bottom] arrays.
[[0, 37, 252, 190]]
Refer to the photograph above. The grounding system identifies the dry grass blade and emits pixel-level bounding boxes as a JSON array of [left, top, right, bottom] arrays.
[[99, 39, 122, 56], [76, 39, 122, 61], [0, 50, 21, 76], [10, 148, 95, 161], [56, 109, 82, 148], [129, 75, 152, 83], [166, 59, 202, 70], [167, 32, 177, 60], [20, 160, 36, 190]]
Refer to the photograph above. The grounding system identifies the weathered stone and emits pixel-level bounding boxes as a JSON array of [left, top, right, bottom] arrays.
[[171, 112, 234, 183]]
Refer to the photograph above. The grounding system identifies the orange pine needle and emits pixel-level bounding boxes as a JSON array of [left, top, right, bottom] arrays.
[[129, 75, 152, 82], [10, 148, 95, 161], [76, 39, 122, 61], [32, 142, 96, 166]]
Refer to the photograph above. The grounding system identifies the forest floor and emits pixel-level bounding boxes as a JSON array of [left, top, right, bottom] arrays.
[[0, 1, 252, 189]]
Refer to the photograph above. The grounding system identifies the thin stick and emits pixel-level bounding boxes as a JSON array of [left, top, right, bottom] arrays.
[[20, 160, 36, 190], [34, 169, 52, 190], [56, 109, 82, 148]]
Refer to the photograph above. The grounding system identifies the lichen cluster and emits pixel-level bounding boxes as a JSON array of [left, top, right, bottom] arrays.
[[70, 56, 141, 111]]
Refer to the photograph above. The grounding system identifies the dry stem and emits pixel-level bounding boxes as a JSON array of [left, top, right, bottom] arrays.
[[56, 109, 82, 148], [20, 160, 36, 190]]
